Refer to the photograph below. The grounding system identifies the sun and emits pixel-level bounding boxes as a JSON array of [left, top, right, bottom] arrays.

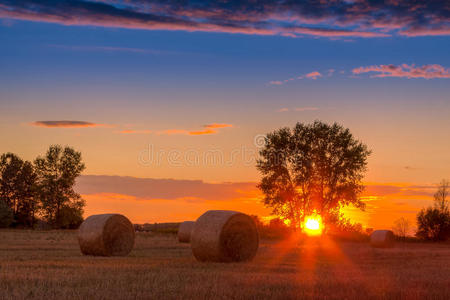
[[304, 215, 323, 236]]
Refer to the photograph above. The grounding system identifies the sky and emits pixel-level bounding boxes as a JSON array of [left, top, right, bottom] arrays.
[[1, 0, 450, 230]]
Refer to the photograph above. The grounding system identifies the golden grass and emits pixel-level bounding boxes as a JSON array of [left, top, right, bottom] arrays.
[[0, 230, 449, 299]]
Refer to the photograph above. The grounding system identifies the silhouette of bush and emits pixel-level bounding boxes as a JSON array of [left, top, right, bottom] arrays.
[[416, 207, 450, 241]]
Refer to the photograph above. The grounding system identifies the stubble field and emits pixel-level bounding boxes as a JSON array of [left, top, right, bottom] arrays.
[[0, 230, 449, 300]]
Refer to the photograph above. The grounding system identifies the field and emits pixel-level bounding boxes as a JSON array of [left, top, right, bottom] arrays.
[[0, 230, 449, 300]]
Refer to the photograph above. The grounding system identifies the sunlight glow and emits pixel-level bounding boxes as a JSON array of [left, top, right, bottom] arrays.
[[304, 215, 323, 236]]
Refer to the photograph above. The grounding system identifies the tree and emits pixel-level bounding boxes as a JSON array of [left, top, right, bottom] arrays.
[[416, 180, 450, 241], [0, 200, 13, 228], [433, 179, 449, 212], [257, 121, 371, 229], [392, 217, 411, 240], [416, 208, 450, 241], [34, 145, 86, 228], [0, 153, 37, 227]]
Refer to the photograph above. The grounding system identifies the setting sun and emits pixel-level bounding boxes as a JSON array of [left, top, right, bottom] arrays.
[[304, 215, 323, 236]]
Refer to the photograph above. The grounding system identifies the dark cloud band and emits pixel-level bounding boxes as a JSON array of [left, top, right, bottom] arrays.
[[1, 0, 448, 38]]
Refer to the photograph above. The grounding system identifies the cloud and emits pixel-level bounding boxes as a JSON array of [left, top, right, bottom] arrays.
[[295, 107, 319, 112], [188, 129, 216, 135], [188, 123, 233, 135], [117, 129, 152, 134], [269, 81, 283, 85], [269, 70, 325, 85], [157, 123, 232, 136], [352, 64, 450, 79], [305, 71, 322, 80], [278, 107, 318, 112], [1, 1, 448, 39], [76, 175, 259, 201], [48, 44, 175, 55], [204, 123, 233, 129], [31, 120, 110, 128], [76, 175, 437, 226]]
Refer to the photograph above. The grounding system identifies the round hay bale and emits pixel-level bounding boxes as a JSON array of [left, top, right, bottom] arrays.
[[178, 221, 195, 243], [370, 230, 395, 248], [78, 214, 135, 256], [191, 210, 259, 262]]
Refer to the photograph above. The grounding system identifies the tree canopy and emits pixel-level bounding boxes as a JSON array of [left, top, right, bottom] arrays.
[[257, 121, 371, 229], [0, 145, 85, 229], [34, 145, 85, 228]]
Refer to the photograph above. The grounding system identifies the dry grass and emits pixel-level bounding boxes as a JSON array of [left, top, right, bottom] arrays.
[[0, 230, 449, 300]]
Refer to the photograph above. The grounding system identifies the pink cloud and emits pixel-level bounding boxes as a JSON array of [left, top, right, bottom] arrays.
[[269, 80, 283, 85], [352, 64, 450, 79], [305, 71, 322, 80]]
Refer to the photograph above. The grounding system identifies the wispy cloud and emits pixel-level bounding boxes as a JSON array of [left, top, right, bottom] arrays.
[[204, 123, 233, 129], [269, 70, 325, 85], [48, 44, 175, 55], [158, 123, 233, 136], [188, 129, 216, 135], [31, 120, 111, 128], [1, 1, 448, 39], [295, 107, 319, 112], [117, 129, 152, 134], [277, 107, 318, 112], [269, 81, 283, 85], [352, 64, 450, 79]]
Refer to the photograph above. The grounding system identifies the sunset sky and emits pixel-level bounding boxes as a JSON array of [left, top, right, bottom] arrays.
[[1, 1, 449, 230]]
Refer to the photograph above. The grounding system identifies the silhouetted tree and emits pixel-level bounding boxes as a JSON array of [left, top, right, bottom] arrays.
[[416, 180, 450, 241], [257, 121, 371, 229], [0, 153, 37, 227], [34, 145, 85, 228], [0, 200, 13, 228], [392, 217, 411, 240], [433, 179, 449, 212]]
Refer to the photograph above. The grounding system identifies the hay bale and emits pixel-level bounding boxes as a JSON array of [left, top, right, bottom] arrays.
[[178, 221, 195, 243], [191, 210, 259, 262], [78, 214, 135, 256], [370, 230, 395, 248]]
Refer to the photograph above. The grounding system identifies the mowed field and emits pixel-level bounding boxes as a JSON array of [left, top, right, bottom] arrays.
[[0, 230, 449, 300]]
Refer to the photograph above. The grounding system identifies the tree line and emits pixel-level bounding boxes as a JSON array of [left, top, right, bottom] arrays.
[[0, 145, 85, 229]]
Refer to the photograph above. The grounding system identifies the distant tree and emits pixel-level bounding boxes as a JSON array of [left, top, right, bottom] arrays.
[[433, 179, 449, 212], [257, 121, 371, 229], [0, 200, 13, 228], [0, 153, 37, 227], [416, 180, 450, 241], [34, 145, 85, 228], [392, 217, 411, 240]]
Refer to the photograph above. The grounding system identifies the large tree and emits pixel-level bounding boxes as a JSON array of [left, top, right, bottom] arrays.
[[257, 121, 371, 229], [34, 145, 85, 228], [0, 153, 37, 227], [416, 180, 450, 241]]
